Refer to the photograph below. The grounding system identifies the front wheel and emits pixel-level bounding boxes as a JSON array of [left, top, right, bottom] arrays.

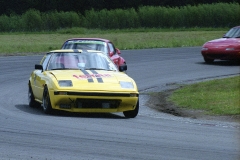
[[42, 86, 53, 114], [123, 99, 139, 118]]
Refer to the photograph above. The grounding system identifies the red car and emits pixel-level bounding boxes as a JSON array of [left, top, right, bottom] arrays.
[[201, 26, 240, 63], [61, 38, 126, 67]]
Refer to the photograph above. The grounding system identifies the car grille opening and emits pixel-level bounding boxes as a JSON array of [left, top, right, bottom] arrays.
[[76, 99, 121, 109], [207, 54, 231, 59]]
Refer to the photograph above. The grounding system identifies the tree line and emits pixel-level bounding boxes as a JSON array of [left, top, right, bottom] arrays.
[[0, 0, 237, 15], [0, 3, 238, 32]]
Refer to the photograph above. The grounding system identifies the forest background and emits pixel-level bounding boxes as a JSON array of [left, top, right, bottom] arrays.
[[0, 0, 239, 32]]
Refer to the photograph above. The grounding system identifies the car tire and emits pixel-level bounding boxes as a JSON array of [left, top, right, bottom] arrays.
[[204, 57, 214, 63], [28, 84, 40, 108], [42, 86, 53, 114], [123, 99, 139, 118]]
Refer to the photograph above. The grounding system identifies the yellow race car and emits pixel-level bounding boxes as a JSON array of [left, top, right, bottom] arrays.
[[28, 49, 139, 118]]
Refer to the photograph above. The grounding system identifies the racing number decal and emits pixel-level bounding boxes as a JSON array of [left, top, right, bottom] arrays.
[[73, 70, 111, 83]]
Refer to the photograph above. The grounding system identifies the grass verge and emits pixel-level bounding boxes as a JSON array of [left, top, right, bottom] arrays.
[[169, 76, 240, 116], [0, 28, 227, 55]]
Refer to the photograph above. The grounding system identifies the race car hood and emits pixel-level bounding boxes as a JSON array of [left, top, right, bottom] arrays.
[[48, 70, 137, 91], [204, 38, 240, 46]]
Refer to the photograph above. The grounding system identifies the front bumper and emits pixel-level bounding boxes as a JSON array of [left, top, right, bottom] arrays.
[[49, 90, 139, 113], [201, 49, 240, 60]]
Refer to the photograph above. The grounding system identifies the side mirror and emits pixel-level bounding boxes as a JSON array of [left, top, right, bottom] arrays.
[[119, 64, 127, 72], [116, 48, 121, 54], [35, 64, 43, 71]]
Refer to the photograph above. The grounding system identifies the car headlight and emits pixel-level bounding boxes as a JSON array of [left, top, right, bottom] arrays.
[[120, 81, 134, 89], [58, 80, 73, 87], [226, 48, 235, 51]]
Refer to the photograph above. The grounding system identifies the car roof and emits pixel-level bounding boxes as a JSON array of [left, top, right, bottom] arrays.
[[49, 49, 103, 54], [64, 38, 111, 43], [233, 25, 240, 28]]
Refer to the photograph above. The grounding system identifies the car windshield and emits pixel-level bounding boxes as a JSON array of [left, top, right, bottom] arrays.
[[223, 27, 240, 38], [47, 52, 117, 71], [62, 40, 108, 55]]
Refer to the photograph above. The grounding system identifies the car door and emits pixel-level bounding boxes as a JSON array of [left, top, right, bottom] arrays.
[[32, 54, 51, 101]]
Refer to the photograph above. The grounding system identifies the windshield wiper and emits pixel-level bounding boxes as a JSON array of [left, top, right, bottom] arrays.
[[84, 68, 115, 71], [62, 68, 79, 70], [50, 68, 65, 70], [51, 68, 78, 70], [85, 68, 106, 70]]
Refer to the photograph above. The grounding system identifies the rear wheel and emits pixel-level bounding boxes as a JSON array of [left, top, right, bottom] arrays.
[[123, 99, 139, 118], [204, 57, 214, 63], [42, 86, 53, 114], [28, 84, 40, 108]]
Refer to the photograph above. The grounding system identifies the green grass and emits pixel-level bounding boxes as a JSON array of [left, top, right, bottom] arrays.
[[169, 76, 240, 116], [0, 28, 227, 55]]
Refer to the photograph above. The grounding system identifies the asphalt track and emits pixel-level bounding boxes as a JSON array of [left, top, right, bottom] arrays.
[[0, 47, 239, 160]]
